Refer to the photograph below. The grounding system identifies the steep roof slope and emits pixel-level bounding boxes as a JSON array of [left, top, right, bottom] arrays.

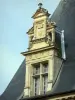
[[0, 60, 25, 100], [0, 0, 75, 99], [51, 0, 75, 93]]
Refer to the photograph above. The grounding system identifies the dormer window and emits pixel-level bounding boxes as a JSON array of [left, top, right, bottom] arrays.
[[32, 61, 48, 95], [22, 3, 62, 98]]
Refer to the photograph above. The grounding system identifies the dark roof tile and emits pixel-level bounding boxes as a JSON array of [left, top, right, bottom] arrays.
[[1, 0, 75, 99]]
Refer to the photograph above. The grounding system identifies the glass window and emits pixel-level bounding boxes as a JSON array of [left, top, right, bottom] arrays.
[[43, 63, 48, 73], [34, 77, 40, 95], [35, 67, 40, 74], [43, 75, 48, 94], [32, 61, 48, 95], [33, 66, 40, 75]]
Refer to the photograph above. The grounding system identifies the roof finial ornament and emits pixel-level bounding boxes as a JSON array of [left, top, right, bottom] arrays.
[[38, 3, 42, 8], [37, 0, 43, 8]]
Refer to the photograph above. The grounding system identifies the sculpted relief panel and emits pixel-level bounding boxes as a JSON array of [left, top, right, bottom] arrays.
[[26, 50, 51, 62], [34, 20, 46, 39]]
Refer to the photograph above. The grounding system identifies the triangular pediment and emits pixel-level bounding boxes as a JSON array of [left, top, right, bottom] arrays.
[[27, 27, 34, 35], [32, 8, 50, 19]]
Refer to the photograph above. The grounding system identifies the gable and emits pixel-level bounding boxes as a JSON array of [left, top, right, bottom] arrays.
[[32, 8, 50, 19], [27, 27, 34, 35]]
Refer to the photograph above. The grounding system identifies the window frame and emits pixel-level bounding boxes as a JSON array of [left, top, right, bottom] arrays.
[[32, 61, 48, 95]]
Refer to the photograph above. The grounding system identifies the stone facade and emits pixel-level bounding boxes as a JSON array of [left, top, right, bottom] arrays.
[[21, 4, 62, 98]]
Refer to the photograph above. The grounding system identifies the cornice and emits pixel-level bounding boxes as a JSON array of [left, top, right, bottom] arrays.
[[21, 90, 75, 100], [21, 46, 59, 56]]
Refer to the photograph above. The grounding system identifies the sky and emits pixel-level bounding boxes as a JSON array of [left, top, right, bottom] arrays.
[[0, 0, 60, 95]]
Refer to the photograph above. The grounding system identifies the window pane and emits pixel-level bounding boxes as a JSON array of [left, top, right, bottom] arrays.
[[33, 67, 40, 75], [43, 63, 48, 73], [43, 75, 48, 94], [35, 67, 40, 74], [34, 78, 40, 95]]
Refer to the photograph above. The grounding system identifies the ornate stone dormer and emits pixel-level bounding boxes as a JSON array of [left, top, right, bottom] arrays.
[[27, 6, 58, 50], [21, 3, 62, 98]]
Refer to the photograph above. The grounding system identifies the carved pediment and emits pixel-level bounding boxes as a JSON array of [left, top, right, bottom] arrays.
[[27, 27, 34, 35], [32, 8, 50, 19]]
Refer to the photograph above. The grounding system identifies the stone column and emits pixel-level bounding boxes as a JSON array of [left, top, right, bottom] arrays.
[[30, 64, 34, 96], [47, 55, 54, 91], [23, 64, 30, 97]]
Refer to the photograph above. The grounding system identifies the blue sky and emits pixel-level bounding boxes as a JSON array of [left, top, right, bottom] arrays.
[[0, 0, 60, 95]]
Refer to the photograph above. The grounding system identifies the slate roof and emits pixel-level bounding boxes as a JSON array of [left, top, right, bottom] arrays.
[[0, 60, 25, 100], [1, 0, 75, 100], [51, 0, 75, 93]]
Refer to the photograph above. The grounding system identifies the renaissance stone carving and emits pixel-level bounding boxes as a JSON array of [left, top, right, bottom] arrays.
[[26, 50, 50, 61], [46, 32, 52, 45]]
